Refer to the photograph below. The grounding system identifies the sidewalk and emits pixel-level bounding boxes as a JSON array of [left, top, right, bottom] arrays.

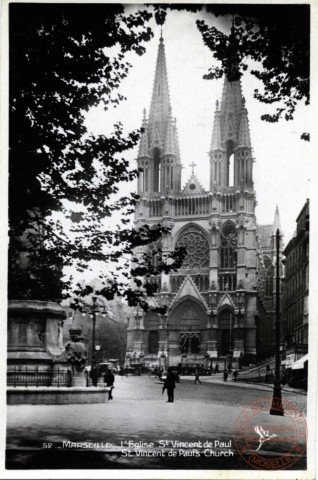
[[179, 374, 307, 395]]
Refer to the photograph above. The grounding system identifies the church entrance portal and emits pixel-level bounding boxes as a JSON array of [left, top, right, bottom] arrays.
[[169, 299, 207, 359]]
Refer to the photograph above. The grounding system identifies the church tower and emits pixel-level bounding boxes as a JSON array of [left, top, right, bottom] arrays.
[[136, 36, 182, 197], [126, 34, 275, 371]]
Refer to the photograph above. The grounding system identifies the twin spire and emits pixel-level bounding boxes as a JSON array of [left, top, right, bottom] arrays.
[[137, 34, 253, 192], [138, 36, 181, 160], [210, 78, 251, 152]]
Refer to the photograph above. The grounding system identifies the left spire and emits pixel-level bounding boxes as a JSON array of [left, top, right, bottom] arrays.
[[148, 35, 172, 150], [136, 35, 182, 195]]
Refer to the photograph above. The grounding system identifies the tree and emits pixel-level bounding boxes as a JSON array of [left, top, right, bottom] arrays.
[[9, 4, 184, 308], [97, 318, 127, 365], [155, 4, 310, 139]]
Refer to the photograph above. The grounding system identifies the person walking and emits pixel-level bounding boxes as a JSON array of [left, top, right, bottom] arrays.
[[162, 367, 176, 402], [233, 369, 238, 382], [194, 369, 202, 385], [104, 368, 115, 400], [90, 366, 99, 387], [223, 369, 228, 382]]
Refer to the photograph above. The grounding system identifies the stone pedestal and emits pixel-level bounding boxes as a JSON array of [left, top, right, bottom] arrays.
[[71, 369, 86, 387], [8, 300, 66, 369]]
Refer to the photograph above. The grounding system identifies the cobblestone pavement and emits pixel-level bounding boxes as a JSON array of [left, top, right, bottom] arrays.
[[6, 376, 307, 470]]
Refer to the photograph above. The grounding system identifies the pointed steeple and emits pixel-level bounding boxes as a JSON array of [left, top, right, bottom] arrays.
[[164, 107, 179, 157], [148, 36, 171, 150], [210, 100, 222, 151], [237, 98, 251, 148], [220, 76, 243, 144], [138, 109, 149, 157], [136, 35, 182, 195], [273, 205, 282, 234]]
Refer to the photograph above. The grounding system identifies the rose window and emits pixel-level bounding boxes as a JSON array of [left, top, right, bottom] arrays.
[[176, 226, 209, 269]]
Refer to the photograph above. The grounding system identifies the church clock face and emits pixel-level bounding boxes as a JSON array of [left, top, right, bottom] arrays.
[[176, 226, 209, 269]]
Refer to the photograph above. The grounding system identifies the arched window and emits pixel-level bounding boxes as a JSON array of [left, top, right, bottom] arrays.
[[219, 223, 237, 291], [175, 225, 209, 270], [153, 148, 161, 192], [263, 256, 274, 296], [146, 238, 162, 269], [228, 153, 234, 186], [226, 140, 235, 187], [148, 331, 159, 354]]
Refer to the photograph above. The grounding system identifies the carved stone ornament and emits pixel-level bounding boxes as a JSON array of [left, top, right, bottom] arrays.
[[237, 279, 245, 290], [64, 335, 87, 372], [29, 321, 45, 343]]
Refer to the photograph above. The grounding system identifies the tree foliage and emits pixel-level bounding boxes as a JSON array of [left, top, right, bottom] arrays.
[[9, 4, 184, 306], [155, 4, 310, 138], [96, 318, 127, 365]]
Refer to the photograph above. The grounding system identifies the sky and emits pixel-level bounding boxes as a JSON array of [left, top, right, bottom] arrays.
[[85, 6, 311, 245]]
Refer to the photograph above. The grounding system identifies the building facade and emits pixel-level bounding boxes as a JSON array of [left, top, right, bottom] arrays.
[[282, 200, 309, 365], [126, 36, 280, 371]]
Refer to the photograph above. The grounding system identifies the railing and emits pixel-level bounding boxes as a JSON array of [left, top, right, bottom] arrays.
[[7, 367, 72, 387], [236, 360, 276, 384]]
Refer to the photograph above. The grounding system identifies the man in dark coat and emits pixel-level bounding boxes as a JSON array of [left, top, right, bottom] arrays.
[[162, 368, 176, 402], [104, 369, 115, 400], [194, 369, 202, 385]]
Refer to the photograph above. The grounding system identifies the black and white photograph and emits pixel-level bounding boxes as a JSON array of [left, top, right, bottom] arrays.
[[2, 1, 316, 478]]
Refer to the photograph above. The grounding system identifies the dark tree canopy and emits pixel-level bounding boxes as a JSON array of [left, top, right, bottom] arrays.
[[9, 4, 184, 306], [155, 4, 310, 138]]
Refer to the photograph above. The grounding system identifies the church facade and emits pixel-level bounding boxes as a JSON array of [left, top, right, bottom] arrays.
[[126, 36, 281, 371]]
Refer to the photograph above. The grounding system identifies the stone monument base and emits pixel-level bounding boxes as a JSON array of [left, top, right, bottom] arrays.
[[7, 386, 111, 405]]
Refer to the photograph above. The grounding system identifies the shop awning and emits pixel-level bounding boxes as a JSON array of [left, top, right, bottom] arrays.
[[291, 354, 308, 370]]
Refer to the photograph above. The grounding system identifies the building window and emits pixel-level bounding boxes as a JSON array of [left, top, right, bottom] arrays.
[[263, 256, 274, 296], [219, 223, 237, 291], [148, 331, 159, 354], [175, 225, 209, 270], [153, 147, 161, 192], [146, 238, 162, 269]]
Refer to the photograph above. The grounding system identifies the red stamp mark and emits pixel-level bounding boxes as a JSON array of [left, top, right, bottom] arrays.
[[234, 396, 307, 470]]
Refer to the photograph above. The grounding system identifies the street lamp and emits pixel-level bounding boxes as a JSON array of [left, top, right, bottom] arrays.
[[166, 318, 170, 370], [72, 295, 108, 369], [270, 229, 284, 416], [95, 344, 101, 364]]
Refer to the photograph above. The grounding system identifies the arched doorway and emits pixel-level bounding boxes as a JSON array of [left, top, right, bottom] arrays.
[[218, 309, 234, 356], [169, 298, 208, 356]]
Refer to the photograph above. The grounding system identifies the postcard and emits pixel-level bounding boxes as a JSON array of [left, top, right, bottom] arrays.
[[1, 1, 317, 479]]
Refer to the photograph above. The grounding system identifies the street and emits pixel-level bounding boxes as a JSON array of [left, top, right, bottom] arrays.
[[6, 375, 307, 470]]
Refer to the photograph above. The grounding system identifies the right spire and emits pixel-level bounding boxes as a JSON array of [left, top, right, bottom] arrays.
[[273, 205, 282, 234], [209, 61, 253, 190]]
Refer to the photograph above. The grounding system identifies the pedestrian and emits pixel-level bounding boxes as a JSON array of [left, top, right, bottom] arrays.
[[90, 366, 98, 387], [265, 364, 270, 383], [233, 369, 238, 382], [214, 364, 219, 374], [162, 367, 176, 402], [124, 367, 128, 378], [104, 368, 115, 400], [223, 369, 228, 382], [194, 369, 202, 385]]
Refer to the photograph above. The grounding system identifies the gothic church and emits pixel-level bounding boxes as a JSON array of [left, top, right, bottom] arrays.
[[126, 36, 281, 371]]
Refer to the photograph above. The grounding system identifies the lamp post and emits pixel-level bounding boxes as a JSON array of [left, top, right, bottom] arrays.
[[72, 295, 108, 369], [95, 344, 101, 364], [270, 229, 284, 416], [166, 318, 170, 370]]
